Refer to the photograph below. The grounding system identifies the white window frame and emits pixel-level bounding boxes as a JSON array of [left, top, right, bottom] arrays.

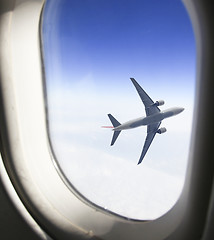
[[1, 0, 214, 239]]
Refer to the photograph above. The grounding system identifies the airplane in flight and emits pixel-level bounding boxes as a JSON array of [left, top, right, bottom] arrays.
[[105, 78, 184, 164]]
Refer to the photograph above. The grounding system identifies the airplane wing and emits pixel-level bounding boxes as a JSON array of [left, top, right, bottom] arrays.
[[130, 78, 160, 116], [137, 122, 161, 164]]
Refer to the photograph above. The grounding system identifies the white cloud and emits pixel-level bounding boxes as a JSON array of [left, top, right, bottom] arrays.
[[47, 85, 193, 220], [51, 142, 184, 220]]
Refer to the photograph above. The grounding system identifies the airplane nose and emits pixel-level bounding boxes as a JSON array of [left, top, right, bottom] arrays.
[[171, 107, 185, 116], [175, 107, 184, 114]]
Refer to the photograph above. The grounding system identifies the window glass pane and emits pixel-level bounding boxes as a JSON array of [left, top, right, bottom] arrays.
[[42, 0, 195, 220]]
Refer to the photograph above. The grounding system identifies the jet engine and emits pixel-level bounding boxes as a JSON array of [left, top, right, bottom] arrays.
[[153, 100, 165, 106], [157, 127, 167, 134]]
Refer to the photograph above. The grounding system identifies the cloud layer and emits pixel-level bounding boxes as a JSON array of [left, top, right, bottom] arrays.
[[47, 87, 192, 220]]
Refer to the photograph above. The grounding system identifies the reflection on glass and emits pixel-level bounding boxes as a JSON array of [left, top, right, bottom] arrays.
[[42, 0, 195, 220]]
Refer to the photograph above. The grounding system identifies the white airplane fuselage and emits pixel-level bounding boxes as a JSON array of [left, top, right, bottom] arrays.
[[113, 107, 184, 131]]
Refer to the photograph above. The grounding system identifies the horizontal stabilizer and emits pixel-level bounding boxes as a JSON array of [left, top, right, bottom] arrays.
[[110, 130, 121, 146], [108, 114, 121, 127], [107, 114, 121, 145]]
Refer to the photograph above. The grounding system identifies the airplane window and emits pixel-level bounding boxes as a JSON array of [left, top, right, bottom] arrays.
[[41, 0, 195, 220]]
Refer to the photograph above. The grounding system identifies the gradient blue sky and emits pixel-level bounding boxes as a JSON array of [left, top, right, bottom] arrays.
[[42, 0, 196, 220], [43, 0, 195, 91]]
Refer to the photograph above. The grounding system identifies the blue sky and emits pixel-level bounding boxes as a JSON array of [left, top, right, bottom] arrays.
[[43, 0, 195, 91], [42, 0, 196, 220]]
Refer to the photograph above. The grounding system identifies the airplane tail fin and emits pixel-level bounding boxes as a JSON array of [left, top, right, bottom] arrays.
[[110, 131, 121, 146], [107, 114, 121, 146], [107, 114, 121, 127]]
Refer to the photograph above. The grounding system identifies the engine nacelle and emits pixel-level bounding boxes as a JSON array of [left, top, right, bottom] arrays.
[[153, 100, 165, 107], [157, 127, 167, 134]]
